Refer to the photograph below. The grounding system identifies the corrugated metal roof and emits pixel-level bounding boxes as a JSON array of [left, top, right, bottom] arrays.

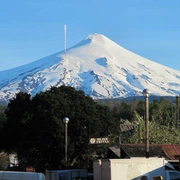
[[161, 144, 180, 160], [109, 144, 180, 160], [120, 144, 165, 158]]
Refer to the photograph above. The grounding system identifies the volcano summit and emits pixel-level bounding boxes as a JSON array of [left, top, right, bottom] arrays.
[[1, 33, 180, 102]]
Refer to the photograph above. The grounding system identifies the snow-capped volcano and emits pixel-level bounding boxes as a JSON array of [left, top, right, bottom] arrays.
[[1, 33, 180, 102]]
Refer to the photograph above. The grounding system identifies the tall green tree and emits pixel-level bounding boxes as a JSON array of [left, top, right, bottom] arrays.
[[0, 105, 6, 127], [0, 86, 117, 172], [0, 92, 32, 152]]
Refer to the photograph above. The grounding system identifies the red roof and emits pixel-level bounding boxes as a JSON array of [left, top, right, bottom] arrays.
[[119, 144, 180, 160], [161, 144, 180, 160]]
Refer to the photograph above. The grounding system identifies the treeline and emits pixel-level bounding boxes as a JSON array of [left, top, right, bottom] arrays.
[[100, 97, 180, 144], [0, 86, 118, 172], [0, 86, 179, 172]]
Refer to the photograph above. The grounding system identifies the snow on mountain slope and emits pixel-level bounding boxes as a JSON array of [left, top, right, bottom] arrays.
[[1, 33, 180, 102]]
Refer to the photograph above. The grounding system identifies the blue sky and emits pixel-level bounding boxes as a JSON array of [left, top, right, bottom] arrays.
[[0, 0, 180, 71]]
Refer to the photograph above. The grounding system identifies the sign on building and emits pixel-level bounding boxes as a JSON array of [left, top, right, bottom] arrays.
[[89, 137, 110, 144]]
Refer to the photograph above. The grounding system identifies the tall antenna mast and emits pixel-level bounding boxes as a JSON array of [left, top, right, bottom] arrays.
[[64, 24, 66, 61], [63, 24, 67, 82]]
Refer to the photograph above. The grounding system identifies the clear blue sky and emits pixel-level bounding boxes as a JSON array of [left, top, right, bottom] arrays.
[[1, 0, 180, 71]]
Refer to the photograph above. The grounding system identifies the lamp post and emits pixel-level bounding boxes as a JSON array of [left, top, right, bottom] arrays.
[[176, 95, 180, 128], [63, 117, 69, 167], [142, 89, 150, 158]]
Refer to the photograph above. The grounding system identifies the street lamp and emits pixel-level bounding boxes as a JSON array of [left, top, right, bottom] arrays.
[[63, 117, 69, 167], [142, 89, 150, 158]]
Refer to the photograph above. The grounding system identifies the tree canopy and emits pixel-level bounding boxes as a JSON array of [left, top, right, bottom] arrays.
[[0, 85, 118, 172], [1, 88, 180, 172]]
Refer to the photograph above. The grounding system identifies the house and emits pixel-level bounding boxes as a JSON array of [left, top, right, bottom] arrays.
[[108, 144, 180, 171]]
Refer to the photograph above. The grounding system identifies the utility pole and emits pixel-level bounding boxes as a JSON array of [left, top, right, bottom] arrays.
[[143, 89, 150, 158], [176, 95, 179, 128]]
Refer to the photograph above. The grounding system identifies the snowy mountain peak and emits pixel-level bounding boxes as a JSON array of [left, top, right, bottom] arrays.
[[71, 33, 119, 52], [0, 33, 180, 102], [85, 33, 111, 43]]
